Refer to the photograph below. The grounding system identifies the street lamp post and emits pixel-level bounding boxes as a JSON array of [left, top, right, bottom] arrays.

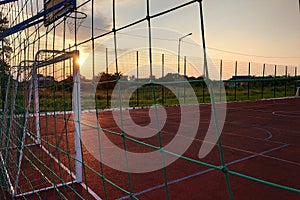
[[178, 32, 192, 75], [177, 32, 192, 102]]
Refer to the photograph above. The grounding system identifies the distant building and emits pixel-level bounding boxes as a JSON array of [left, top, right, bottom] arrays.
[[38, 76, 54, 87], [120, 75, 128, 80], [136, 78, 150, 83], [230, 75, 252, 80], [227, 75, 253, 87]]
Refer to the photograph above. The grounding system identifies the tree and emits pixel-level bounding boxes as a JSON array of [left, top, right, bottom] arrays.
[[0, 13, 12, 110], [96, 72, 122, 90], [0, 13, 11, 69]]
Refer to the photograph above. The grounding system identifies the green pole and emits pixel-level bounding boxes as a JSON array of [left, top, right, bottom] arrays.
[[1, 40, 5, 111]]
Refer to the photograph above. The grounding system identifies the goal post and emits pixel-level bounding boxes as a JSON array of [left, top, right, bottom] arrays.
[[72, 50, 82, 183]]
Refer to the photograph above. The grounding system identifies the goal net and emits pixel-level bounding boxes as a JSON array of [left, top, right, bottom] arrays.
[[0, 50, 82, 198]]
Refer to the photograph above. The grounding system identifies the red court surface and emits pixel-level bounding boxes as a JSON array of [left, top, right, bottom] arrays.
[[14, 97, 300, 200]]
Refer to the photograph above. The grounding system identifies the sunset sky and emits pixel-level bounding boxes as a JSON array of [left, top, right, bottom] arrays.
[[202, 0, 300, 65], [75, 0, 300, 79]]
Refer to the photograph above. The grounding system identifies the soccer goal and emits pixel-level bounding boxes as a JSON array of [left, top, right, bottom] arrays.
[[0, 50, 82, 197]]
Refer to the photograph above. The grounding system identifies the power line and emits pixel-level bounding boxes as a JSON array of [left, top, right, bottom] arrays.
[[205, 46, 300, 59]]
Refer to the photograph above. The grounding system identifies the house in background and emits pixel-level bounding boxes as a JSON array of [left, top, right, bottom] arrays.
[[227, 75, 253, 87], [38, 74, 55, 87]]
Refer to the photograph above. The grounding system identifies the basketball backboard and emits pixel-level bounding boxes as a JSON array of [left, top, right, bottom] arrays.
[[0, 0, 17, 5], [44, 0, 76, 27], [0, 0, 75, 38]]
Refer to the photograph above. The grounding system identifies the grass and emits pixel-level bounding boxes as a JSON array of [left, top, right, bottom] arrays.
[[91, 80, 298, 109], [1, 79, 298, 112]]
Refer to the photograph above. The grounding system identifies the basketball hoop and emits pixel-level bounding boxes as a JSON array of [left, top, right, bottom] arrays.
[[66, 10, 87, 33]]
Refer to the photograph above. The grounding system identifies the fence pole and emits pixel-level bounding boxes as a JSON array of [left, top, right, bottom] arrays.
[[285, 66, 288, 97], [234, 61, 237, 101], [184, 56, 186, 104], [136, 51, 139, 107], [295, 67, 297, 93], [274, 65, 277, 98], [262, 64, 265, 99], [202, 78, 205, 102], [220, 59, 222, 102], [162, 53, 164, 105], [248, 62, 250, 100], [106, 48, 109, 107]]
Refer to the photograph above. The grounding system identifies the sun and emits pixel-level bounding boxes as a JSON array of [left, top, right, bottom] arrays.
[[77, 57, 85, 66]]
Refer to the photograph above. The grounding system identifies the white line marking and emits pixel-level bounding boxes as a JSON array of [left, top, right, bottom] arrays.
[[15, 181, 74, 198], [117, 143, 289, 199], [26, 132, 102, 200], [0, 153, 14, 195]]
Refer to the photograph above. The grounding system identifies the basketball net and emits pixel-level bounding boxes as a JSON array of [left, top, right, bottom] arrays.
[[66, 11, 87, 33]]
